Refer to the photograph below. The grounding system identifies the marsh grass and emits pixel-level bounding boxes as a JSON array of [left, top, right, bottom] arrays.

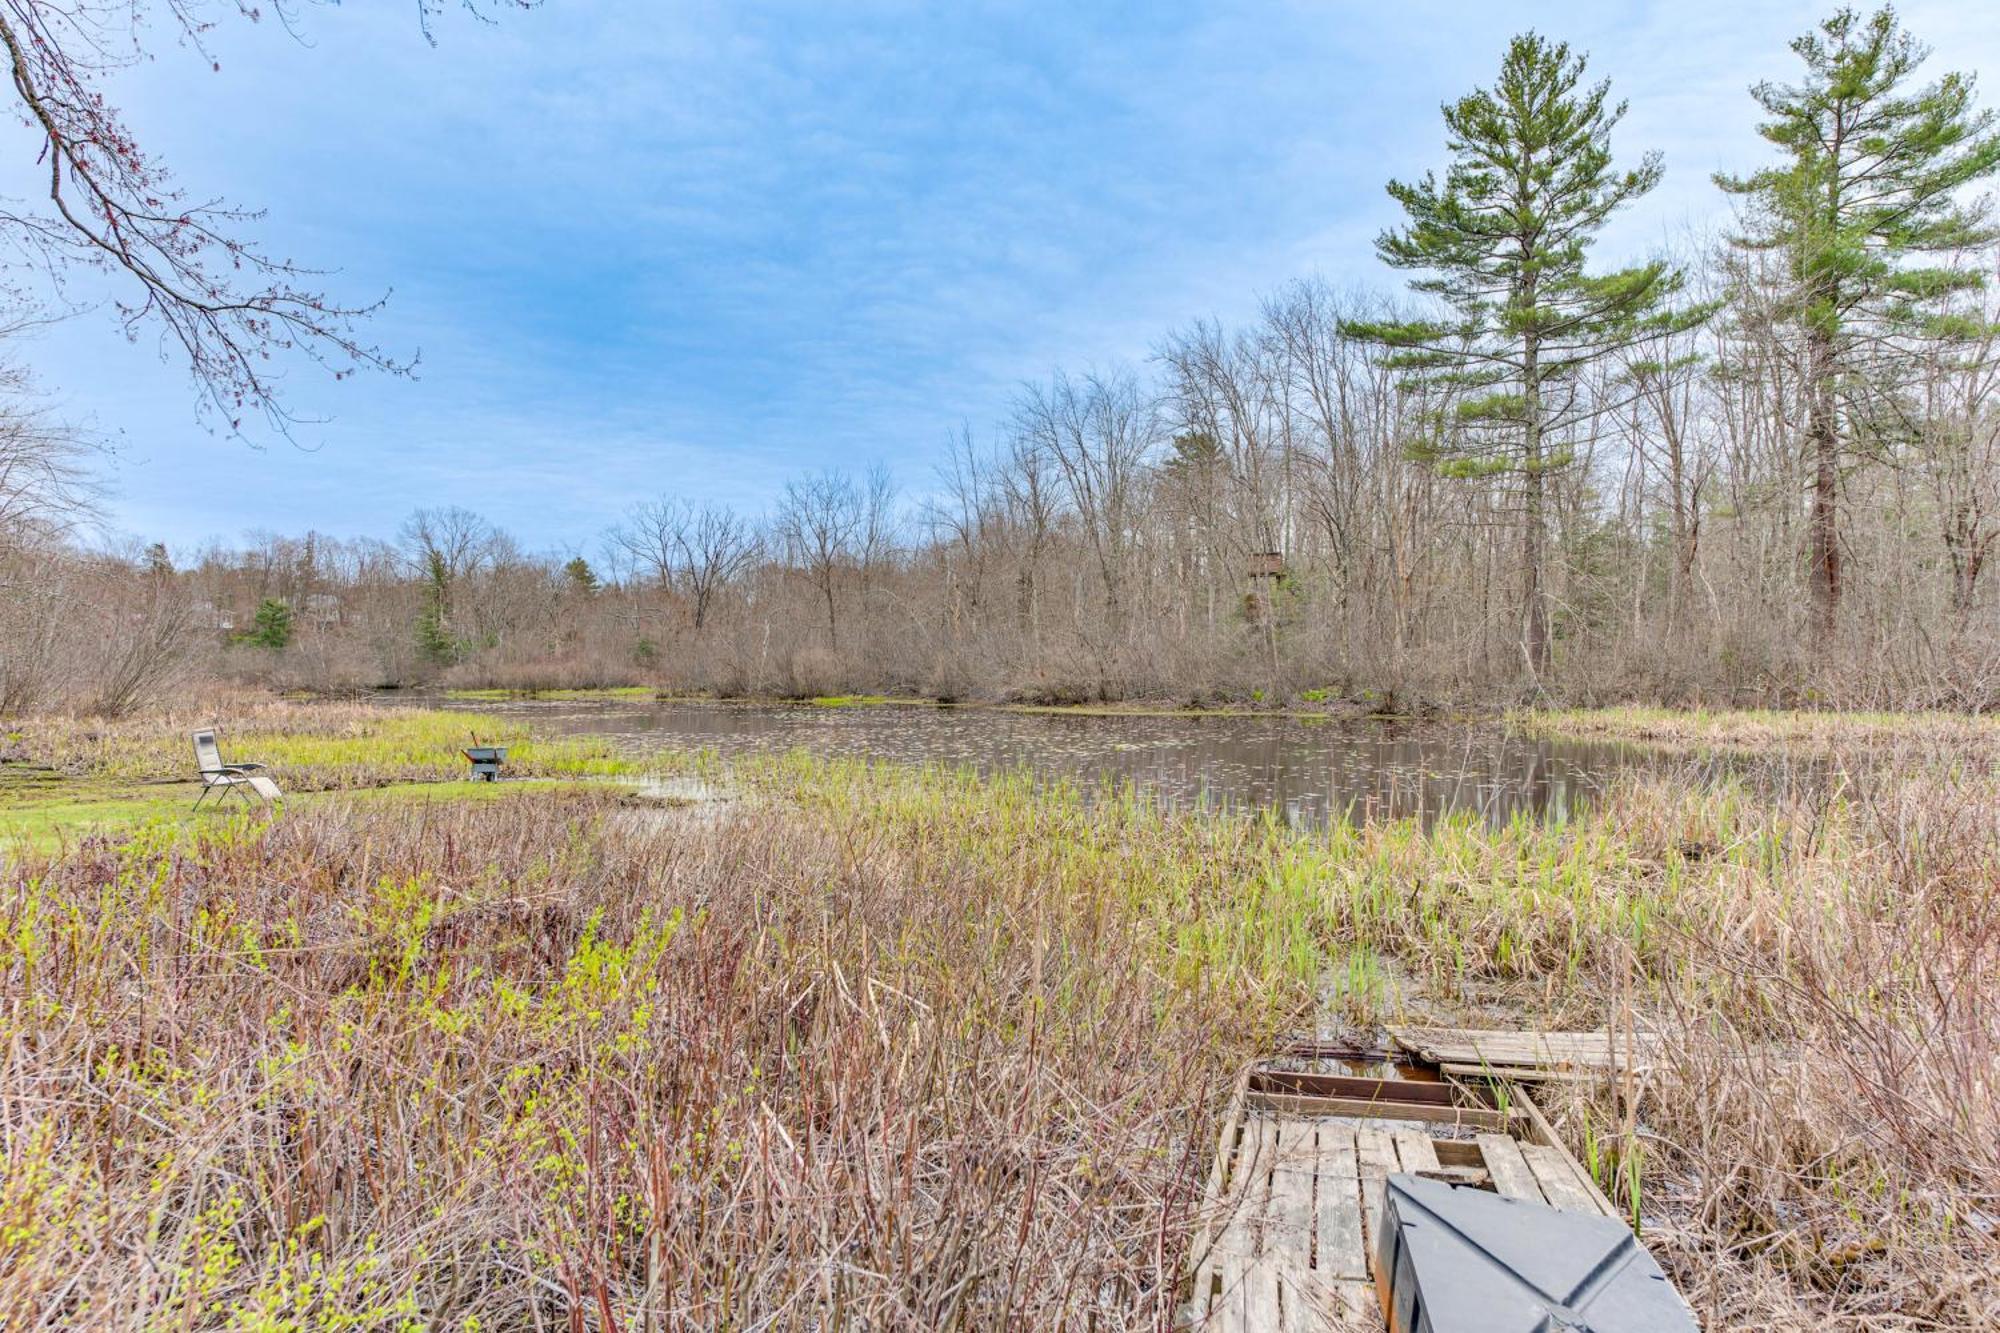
[[1512, 705, 2000, 754], [0, 706, 1993, 1328], [0, 754, 1321, 1329]]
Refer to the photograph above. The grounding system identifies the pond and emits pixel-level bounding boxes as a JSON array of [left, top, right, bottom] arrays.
[[438, 698, 1740, 826]]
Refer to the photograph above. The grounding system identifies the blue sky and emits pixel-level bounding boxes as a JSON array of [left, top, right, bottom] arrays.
[[5, 0, 1997, 554]]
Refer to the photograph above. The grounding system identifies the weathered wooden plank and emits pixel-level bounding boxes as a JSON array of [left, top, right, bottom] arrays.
[[1390, 1025, 1659, 1073], [1390, 1130, 1440, 1173], [1324, 1278, 1380, 1330], [1241, 1260, 1282, 1332], [1431, 1138, 1484, 1169], [1246, 1091, 1517, 1130], [1274, 1270, 1326, 1332], [1476, 1132, 1547, 1204], [1247, 1118, 1283, 1253], [1505, 1079, 1623, 1219], [1208, 1117, 1274, 1275], [1190, 1065, 1253, 1306], [1285, 1273, 1379, 1331], [1266, 1123, 1319, 1283], [1442, 1061, 1605, 1084], [1313, 1142, 1368, 1281], [1251, 1068, 1464, 1106], [1317, 1124, 1359, 1180], [1520, 1141, 1608, 1216], [1355, 1128, 1397, 1259], [1207, 1257, 1246, 1333]]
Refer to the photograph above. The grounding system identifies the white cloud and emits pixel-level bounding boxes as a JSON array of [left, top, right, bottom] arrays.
[[0, 0, 1993, 546]]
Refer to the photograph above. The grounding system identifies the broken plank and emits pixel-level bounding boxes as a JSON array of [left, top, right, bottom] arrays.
[[1520, 1142, 1608, 1216], [1390, 1025, 1658, 1073], [1475, 1132, 1547, 1204], [1505, 1079, 1622, 1219], [1390, 1130, 1440, 1173]]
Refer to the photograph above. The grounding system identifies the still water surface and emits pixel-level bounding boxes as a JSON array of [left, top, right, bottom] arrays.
[[448, 698, 1733, 826]]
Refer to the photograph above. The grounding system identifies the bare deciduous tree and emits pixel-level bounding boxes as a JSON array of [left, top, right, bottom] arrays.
[[0, 0, 539, 430], [775, 470, 863, 650], [610, 498, 760, 633], [1013, 369, 1156, 636]]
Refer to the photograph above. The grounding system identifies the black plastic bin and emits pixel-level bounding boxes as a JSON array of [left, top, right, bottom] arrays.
[[1374, 1173, 1696, 1332]]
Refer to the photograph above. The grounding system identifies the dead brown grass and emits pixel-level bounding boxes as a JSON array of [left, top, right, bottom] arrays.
[[1, 706, 1995, 1329], [0, 764, 1310, 1329]]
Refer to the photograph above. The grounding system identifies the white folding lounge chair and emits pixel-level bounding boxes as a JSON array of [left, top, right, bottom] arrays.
[[192, 728, 283, 808]]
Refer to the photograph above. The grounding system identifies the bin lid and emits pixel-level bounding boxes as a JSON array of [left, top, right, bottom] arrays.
[[1378, 1173, 1695, 1332]]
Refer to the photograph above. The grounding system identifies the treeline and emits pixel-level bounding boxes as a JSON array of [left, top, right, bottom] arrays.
[[3, 7, 1998, 714]]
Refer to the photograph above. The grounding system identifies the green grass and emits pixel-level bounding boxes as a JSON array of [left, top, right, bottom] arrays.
[[12, 702, 635, 790], [0, 769, 624, 850], [2, 701, 646, 851]]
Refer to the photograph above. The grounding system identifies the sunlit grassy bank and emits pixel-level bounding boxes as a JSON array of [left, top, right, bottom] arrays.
[[6, 698, 632, 791], [1, 699, 642, 850], [1513, 704, 2000, 753], [0, 704, 1993, 1327], [0, 773, 616, 849]]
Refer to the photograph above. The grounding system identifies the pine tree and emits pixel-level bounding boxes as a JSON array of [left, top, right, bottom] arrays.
[[416, 550, 459, 666], [1717, 6, 2000, 641], [238, 598, 294, 651], [562, 556, 601, 595], [1348, 32, 1692, 678]]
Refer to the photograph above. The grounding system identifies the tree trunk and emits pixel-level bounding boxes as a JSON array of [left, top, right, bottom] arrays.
[[1520, 339, 1551, 678], [1805, 329, 1841, 644]]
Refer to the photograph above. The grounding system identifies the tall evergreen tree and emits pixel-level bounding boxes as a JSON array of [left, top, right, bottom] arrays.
[[1349, 33, 1690, 678], [1718, 6, 2000, 641]]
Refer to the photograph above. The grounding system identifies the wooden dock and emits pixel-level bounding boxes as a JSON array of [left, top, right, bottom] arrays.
[[1189, 1046, 1624, 1331], [1190, 1114, 1613, 1330], [1386, 1025, 1659, 1081]]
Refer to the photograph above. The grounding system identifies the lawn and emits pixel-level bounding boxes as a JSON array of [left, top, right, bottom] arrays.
[[1, 698, 643, 848]]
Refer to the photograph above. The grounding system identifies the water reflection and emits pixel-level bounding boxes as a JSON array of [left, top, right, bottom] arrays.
[[455, 699, 1705, 827]]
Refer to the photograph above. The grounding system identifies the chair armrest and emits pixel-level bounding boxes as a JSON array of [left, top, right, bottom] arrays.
[[223, 762, 268, 772]]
